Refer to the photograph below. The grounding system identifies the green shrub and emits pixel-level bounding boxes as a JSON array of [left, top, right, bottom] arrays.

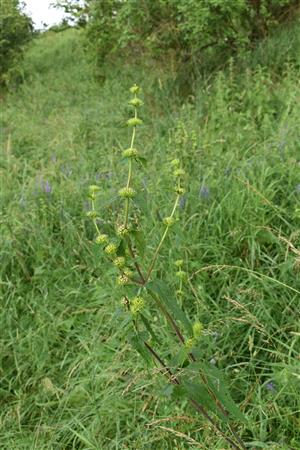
[[85, 0, 299, 71], [0, 0, 32, 86]]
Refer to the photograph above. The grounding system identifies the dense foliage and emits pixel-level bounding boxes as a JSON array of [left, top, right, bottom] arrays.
[[0, 0, 32, 86], [84, 0, 299, 69]]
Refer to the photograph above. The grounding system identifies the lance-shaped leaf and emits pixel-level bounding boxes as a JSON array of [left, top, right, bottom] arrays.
[[186, 361, 246, 423], [147, 280, 192, 335]]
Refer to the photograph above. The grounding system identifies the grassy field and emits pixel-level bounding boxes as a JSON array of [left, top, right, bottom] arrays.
[[1, 24, 300, 449]]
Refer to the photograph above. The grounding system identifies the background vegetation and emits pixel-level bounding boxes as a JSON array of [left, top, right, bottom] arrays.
[[0, 2, 299, 449], [0, 0, 32, 86]]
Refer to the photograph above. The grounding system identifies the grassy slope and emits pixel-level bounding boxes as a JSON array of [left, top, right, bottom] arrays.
[[0, 26, 300, 449]]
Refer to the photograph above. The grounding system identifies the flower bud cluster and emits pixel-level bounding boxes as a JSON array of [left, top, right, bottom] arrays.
[[122, 148, 138, 158], [119, 187, 136, 199], [88, 184, 100, 200], [105, 243, 118, 255], [116, 268, 133, 286], [129, 98, 143, 108], [176, 270, 187, 280], [185, 337, 195, 351], [95, 234, 108, 245], [193, 321, 203, 339], [130, 296, 145, 315], [163, 216, 176, 227], [175, 260, 184, 268], [113, 256, 126, 268], [86, 211, 98, 219], [116, 224, 131, 237], [127, 117, 143, 127]]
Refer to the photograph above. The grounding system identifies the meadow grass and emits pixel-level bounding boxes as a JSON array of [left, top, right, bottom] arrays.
[[0, 25, 299, 449]]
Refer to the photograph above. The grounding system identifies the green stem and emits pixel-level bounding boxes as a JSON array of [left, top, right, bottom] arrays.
[[91, 198, 101, 235], [124, 104, 137, 228], [146, 195, 180, 281]]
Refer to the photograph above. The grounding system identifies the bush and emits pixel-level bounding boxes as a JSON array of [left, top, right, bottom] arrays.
[[0, 0, 32, 86], [85, 0, 299, 70]]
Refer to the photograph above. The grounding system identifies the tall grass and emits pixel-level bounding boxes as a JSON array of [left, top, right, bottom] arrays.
[[0, 26, 299, 449]]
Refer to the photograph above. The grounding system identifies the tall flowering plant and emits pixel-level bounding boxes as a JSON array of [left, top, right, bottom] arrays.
[[86, 85, 246, 450]]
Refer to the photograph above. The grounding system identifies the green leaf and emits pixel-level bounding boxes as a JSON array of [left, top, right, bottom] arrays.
[[170, 346, 189, 368], [182, 381, 218, 415], [186, 362, 246, 423], [147, 279, 192, 335], [134, 191, 148, 215], [128, 331, 152, 366], [130, 230, 146, 256], [140, 313, 161, 345], [135, 156, 147, 167], [160, 383, 174, 397]]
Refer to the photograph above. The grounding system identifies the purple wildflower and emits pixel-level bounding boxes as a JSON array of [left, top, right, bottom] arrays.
[[199, 185, 210, 199], [40, 178, 52, 194], [179, 196, 186, 210], [265, 381, 276, 392]]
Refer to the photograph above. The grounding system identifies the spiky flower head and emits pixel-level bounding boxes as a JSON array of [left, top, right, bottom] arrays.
[[175, 259, 184, 268], [173, 168, 185, 177], [86, 211, 98, 219], [113, 256, 126, 268], [193, 321, 203, 339], [163, 216, 176, 227], [119, 187, 136, 199], [175, 186, 185, 195], [176, 270, 187, 280], [89, 185, 100, 194], [117, 274, 130, 286], [95, 234, 108, 245], [170, 159, 180, 167], [130, 84, 140, 94], [122, 148, 138, 158], [104, 243, 118, 255], [131, 296, 145, 315], [129, 98, 143, 108], [116, 224, 131, 237], [127, 118, 143, 127], [185, 338, 195, 351]]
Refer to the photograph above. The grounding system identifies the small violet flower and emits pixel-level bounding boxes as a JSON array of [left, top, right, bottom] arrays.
[[199, 185, 210, 200], [41, 178, 52, 194], [265, 381, 276, 392]]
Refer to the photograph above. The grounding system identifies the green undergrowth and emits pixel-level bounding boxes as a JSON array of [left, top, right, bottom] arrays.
[[0, 26, 299, 449]]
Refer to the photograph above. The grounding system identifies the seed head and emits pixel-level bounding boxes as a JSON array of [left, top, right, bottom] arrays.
[[113, 256, 126, 268], [130, 84, 140, 94], [163, 216, 176, 227], [175, 186, 185, 195], [185, 338, 195, 351], [104, 243, 118, 255], [193, 321, 203, 339], [130, 296, 145, 315], [175, 260, 183, 268], [89, 185, 100, 194], [116, 224, 131, 237], [129, 98, 143, 108], [119, 187, 136, 199], [173, 168, 185, 177], [170, 159, 180, 167], [95, 234, 108, 245], [127, 117, 143, 127], [122, 148, 139, 158], [176, 270, 187, 280], [117, 274, 130, 286], [86, 211, 98, 219], [123, 268, 133, 278]]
